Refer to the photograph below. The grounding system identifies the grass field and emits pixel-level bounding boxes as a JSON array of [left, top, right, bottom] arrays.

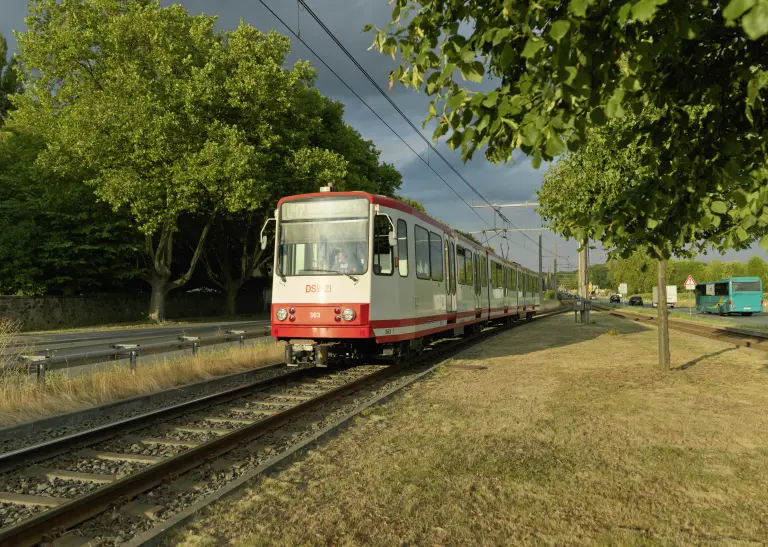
[[170, 312, 768, 546], [0, 318, 283, 426]]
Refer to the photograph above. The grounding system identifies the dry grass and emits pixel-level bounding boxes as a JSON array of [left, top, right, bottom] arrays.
[[0, 341, 284, 427], [170, 312, 768, 546]]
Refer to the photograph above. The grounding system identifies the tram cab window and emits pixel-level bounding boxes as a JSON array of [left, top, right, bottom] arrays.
[[373, 215, 393, 276], [415, 225, 430, 280], [397, 219, 408, 277]]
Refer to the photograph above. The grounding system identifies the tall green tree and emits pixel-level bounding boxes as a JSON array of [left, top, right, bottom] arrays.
[[11, 0, 344, 321], [0, 33, 21, 120], [0, 130, 142, 295], [370, 1, 768, 258]]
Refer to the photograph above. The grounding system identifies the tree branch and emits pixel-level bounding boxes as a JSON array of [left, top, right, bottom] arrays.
[[168, 218, 213, 289]]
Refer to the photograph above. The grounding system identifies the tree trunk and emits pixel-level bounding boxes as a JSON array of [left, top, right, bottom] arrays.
[[657, 259, 671, 371], [224, 281, 238, 316], [148, 274, 170, 323]]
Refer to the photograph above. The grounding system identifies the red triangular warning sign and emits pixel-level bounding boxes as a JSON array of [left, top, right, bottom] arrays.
[[684, 274, 696, 286]]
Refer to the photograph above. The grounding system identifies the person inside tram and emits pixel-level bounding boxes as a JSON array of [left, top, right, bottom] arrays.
[[333, 249, 359, 274]]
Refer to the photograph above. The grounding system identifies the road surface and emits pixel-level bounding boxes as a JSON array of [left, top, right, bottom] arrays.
[[605, 300, 768, 327]]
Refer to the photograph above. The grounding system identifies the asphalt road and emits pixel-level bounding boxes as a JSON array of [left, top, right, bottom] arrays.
[[9, 318, 271, 359], [606, 300, 768, 327]]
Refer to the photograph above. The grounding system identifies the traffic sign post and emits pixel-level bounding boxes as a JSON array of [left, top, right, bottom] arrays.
[[684, 275, 696, 318]]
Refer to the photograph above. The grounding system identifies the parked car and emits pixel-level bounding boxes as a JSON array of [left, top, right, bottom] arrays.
[[628, 295, 643, 306], [609, 294, 621, 303]]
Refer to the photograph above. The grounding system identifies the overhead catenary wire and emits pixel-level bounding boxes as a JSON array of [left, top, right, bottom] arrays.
[[255, 0, 513, 238]]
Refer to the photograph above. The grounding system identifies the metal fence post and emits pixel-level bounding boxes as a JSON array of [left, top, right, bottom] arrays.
[[129, 350, 138, 374], [37, 362, 46, 385], [192, 342, 199, 356]]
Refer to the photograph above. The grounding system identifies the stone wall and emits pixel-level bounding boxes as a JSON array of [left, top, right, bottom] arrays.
[[0, 291, 268, 331]]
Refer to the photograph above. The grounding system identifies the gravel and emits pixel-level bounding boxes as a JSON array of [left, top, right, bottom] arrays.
[[0, 502, 45, 528], [0, 364, 305, 454]]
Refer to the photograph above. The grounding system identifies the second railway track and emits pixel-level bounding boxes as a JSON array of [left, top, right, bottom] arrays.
[[0, 305, 568, 546]]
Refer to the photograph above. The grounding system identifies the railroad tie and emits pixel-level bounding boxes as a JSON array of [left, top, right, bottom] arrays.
[[52, 534, 102, 547], [0, 492, 67, 507], [167, 425, 231, 436], [75, 450, 164, 464], [228, 406, 280, 415], [22, 467, 116, 484], [120, 500, 164, 521], [202, 415, 257, 425], [122, 436, 199, 448]]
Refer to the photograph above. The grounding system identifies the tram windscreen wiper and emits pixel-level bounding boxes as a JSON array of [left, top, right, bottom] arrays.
[[301, 268, 359, 283]]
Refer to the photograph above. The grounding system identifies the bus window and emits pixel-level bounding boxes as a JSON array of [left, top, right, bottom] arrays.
[[732, 280, 761, 292]]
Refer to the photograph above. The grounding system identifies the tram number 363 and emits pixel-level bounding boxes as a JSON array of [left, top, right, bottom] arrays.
[[309, 312, 321, 319]]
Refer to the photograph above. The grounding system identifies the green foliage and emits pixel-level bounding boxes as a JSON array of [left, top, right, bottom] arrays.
[[371, 1, 768, 259], [0, 33, 21, 120], [396, 196, 427, 213], [0, 130, 141, 295]]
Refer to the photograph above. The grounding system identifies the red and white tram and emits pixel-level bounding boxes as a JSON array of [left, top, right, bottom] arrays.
[[264, 188, 541, 365]]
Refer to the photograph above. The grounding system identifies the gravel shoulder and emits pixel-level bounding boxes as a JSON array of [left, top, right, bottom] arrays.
[[168, 312, 768, 546]]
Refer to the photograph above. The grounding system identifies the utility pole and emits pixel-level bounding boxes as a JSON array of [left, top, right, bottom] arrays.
[[657, 258, 671, 370], [553, 244, 557, 294], [538, 232, 543, 305]]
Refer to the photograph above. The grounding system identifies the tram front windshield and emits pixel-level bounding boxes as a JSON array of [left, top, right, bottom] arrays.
[[278, 197, 369, 276]]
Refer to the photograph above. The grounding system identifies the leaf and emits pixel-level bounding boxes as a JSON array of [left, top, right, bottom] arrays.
[[616, 2, 633, 22], [521, 38, 546, 58], [605, 89, 626, 118], [742, 2, 768, 39], [711, 201, 728, 214], [760, 234, 768, 250], [545, 133, 566, 157], [647, 218, 658, 229], [446, 91, 466, 110], [460, 61, 485, 83], [531, 149, 542, 169], [549, 20, 571, 42], [362, 24, 374, 32], [493, 28, 513, 45], [736, 226, 750, 241], [723, 0, 756, 21], [631, 0, 664, 22], [570, 0, 589, 17]]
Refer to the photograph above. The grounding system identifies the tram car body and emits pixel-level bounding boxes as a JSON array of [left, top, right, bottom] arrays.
[[268, 189, 541, 365]]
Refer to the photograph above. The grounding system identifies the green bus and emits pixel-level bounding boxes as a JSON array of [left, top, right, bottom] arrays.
[[695, 277, 763, 316]]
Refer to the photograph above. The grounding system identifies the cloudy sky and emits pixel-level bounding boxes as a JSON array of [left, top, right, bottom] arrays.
[[1, 0, 763, 274]]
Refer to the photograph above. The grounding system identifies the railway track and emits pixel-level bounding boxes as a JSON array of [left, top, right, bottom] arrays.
[[594, 304, 768, 350], [0, 305, 568, 546]]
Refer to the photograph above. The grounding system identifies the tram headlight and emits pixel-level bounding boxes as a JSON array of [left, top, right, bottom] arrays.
[[342, 308, 356, 322], [276, 308, 288, 321]]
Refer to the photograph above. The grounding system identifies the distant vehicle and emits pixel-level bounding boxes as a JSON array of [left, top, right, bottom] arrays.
[[609, 294, 620, 303], [695, 277, 763, 316], [652, 285, 678, 308], [628, 295, 643, 306], [589, 293, 597, 300]]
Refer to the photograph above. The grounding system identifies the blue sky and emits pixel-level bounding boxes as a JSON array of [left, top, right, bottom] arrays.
[[1, 0, 763, 273]]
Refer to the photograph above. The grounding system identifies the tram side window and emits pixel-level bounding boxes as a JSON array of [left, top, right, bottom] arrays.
[[465, 250, 474, 286], [481, 256, 488, 287], [457, 246, 467, 284], [429, 232, 444, 282], [373, 215, 393, 276], [397, 219, 408, 277], [415, 225, 430, 280]]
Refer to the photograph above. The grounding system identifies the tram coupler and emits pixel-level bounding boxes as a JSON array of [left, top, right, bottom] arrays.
[[285, 344, 296, 367]]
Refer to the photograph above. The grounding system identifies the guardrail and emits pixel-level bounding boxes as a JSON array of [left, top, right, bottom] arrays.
[[17, 326, 273, 382]]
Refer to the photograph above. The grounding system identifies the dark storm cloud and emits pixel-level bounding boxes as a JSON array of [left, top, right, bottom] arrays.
[[1, 0, 762, 267]]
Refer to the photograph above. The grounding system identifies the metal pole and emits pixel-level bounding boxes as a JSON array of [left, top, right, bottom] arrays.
[[37, 363, 46, 385], [538, 232, 543, 306], [129, 351, 137, 374], [579, 240, 588, 322], [554, 244, 557, 294]]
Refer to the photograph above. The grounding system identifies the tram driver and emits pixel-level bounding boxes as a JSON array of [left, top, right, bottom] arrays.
[[333, 249, 359, 274]]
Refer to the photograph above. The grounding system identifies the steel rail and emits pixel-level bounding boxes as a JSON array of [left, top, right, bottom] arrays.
[[0, 363, 306, 475], [0, 306, 570, 546], [594, 304, 768, 350]]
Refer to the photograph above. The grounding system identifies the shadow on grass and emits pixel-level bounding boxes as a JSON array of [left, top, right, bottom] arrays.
[[674, 347, 739, 371], [459, 312, 652, 360]]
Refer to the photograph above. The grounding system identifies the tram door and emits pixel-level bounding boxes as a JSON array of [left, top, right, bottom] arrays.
[[445, 239, 456, 314]]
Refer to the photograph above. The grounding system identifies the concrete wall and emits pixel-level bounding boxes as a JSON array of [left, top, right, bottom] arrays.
[[0, 291, 268, 331]]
